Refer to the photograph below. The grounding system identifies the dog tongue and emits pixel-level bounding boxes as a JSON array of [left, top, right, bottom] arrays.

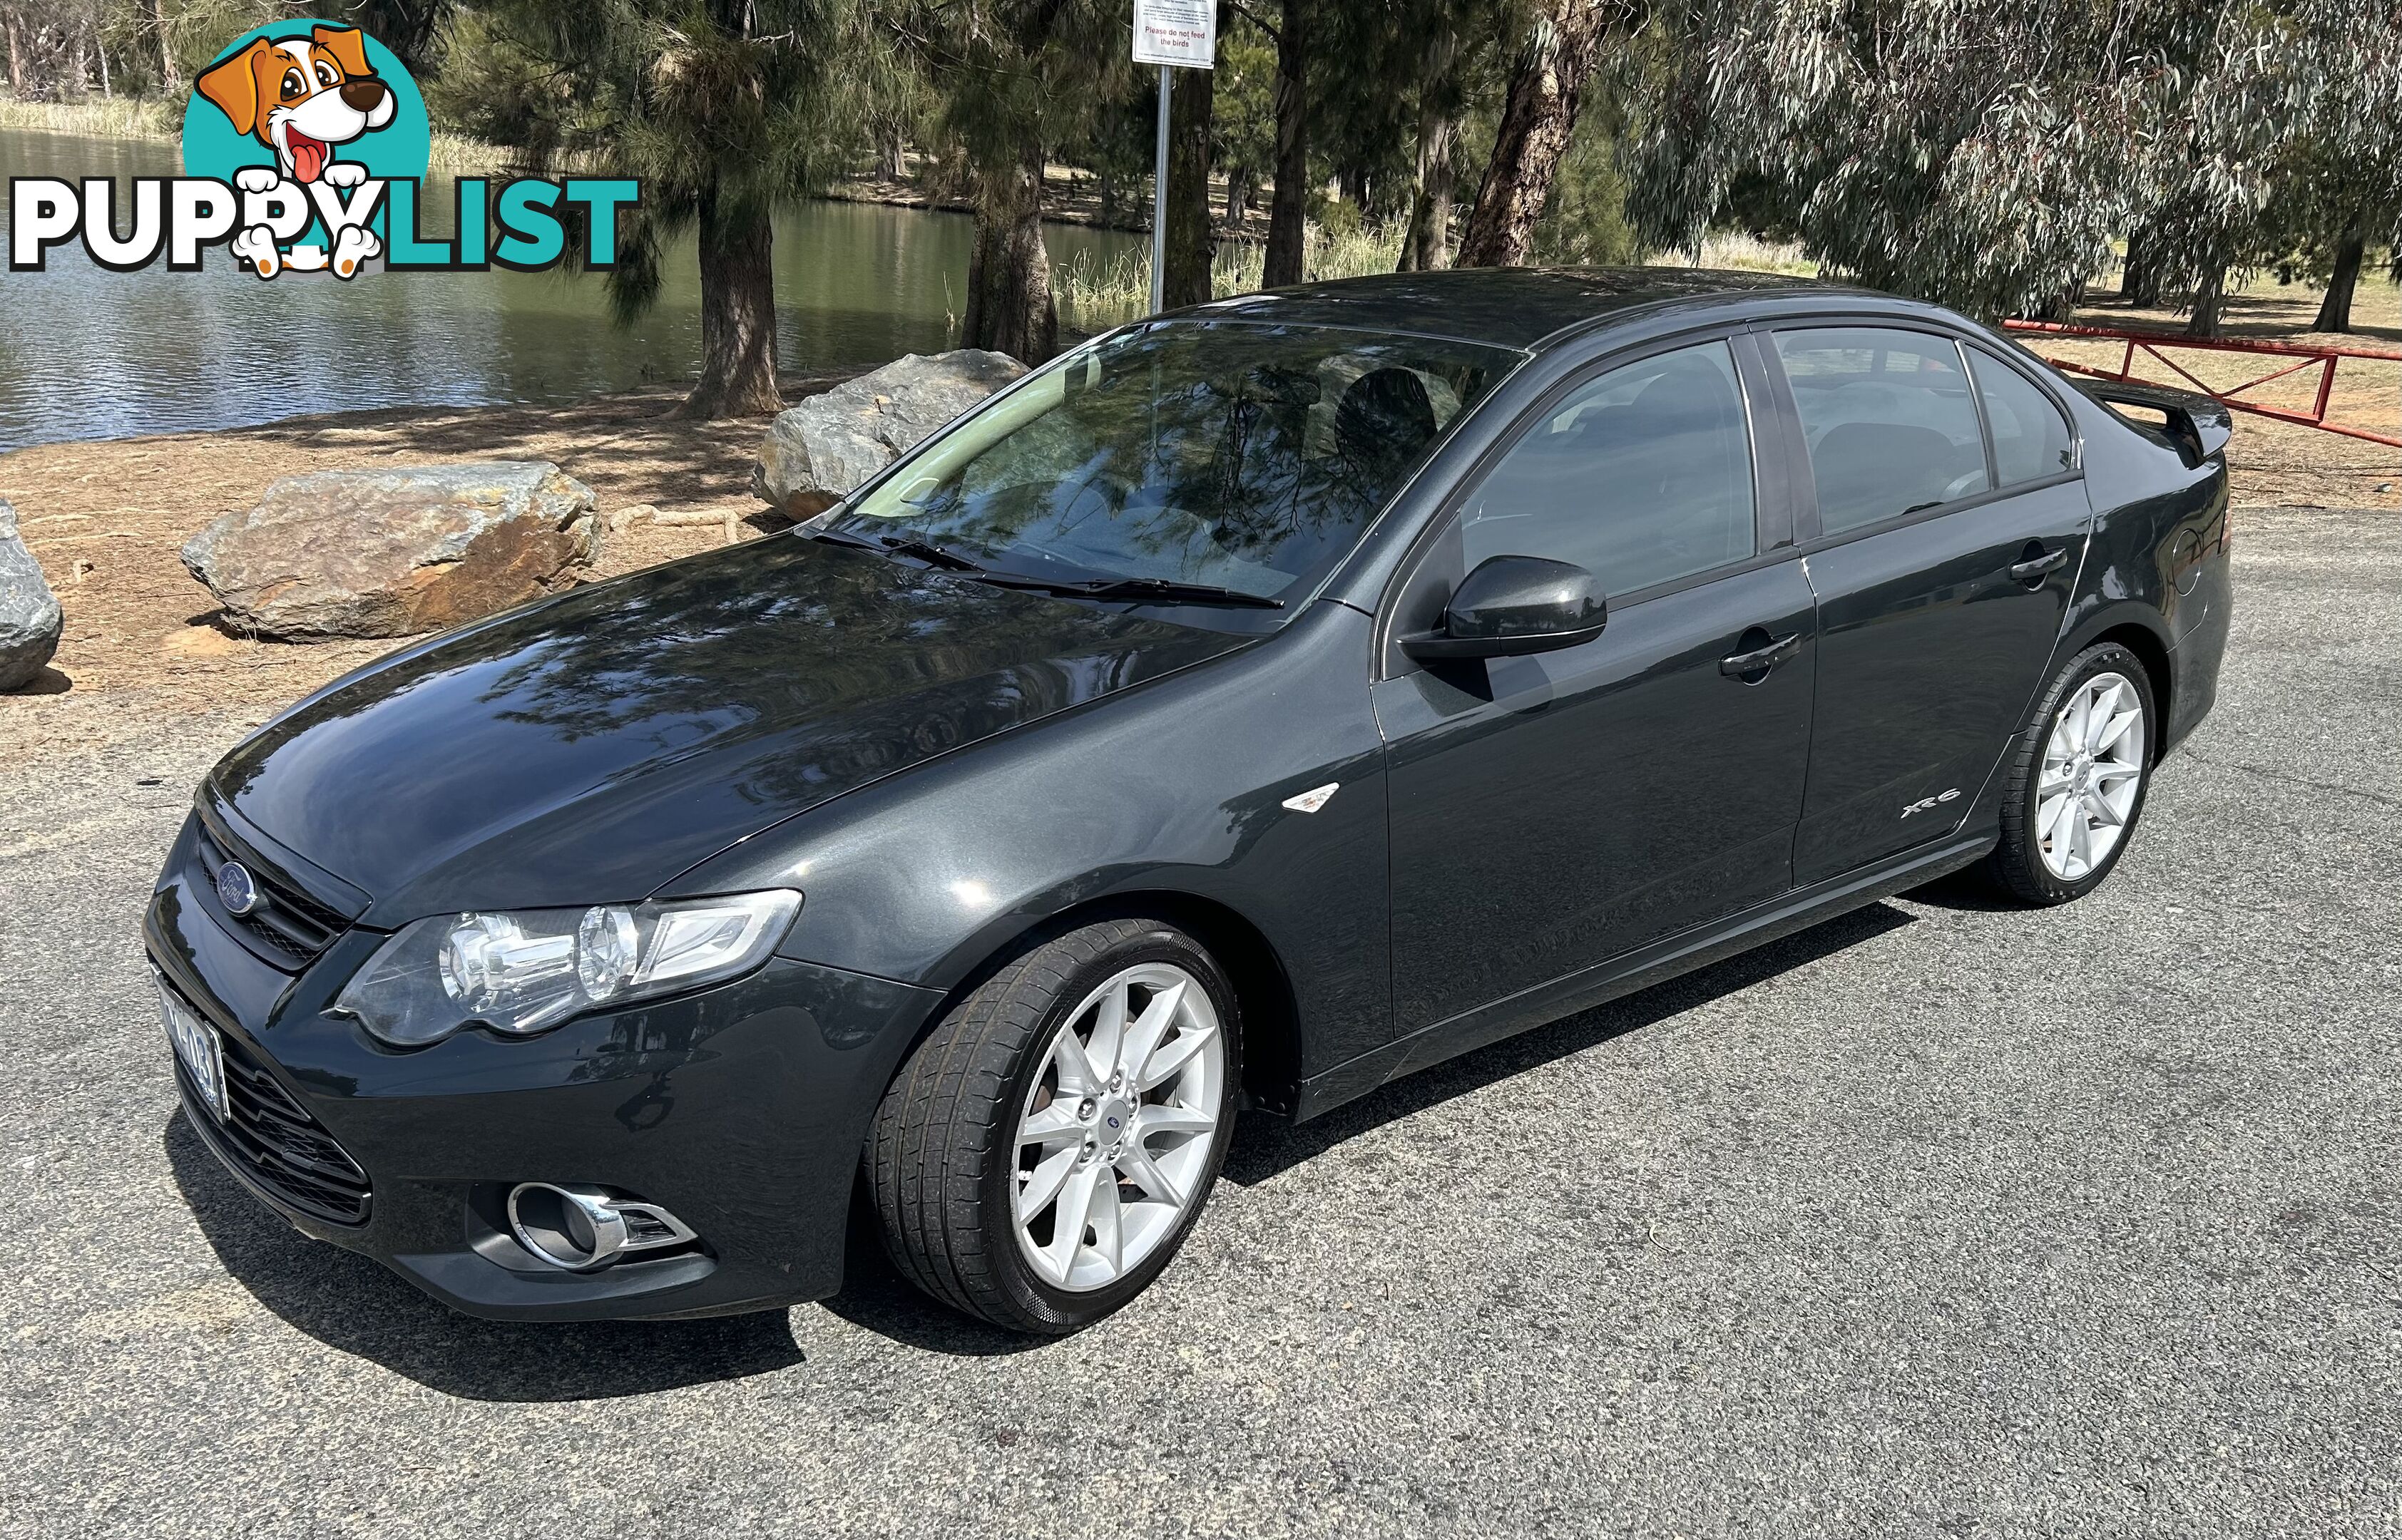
[[291, 133, 326, 183]]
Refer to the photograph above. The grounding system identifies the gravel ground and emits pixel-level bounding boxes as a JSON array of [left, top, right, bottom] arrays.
[[2, 509, 2396, 1539]]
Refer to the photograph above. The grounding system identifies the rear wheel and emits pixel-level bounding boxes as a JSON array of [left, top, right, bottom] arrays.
[[867, 919, 1240, 1334], [1982, 642, 2155, 904]]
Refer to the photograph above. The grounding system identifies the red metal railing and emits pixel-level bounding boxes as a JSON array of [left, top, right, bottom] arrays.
[[2003, 319, 2402, 448]]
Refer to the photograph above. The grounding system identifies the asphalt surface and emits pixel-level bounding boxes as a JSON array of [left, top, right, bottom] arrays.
[[4, 509, 2397, 1539]]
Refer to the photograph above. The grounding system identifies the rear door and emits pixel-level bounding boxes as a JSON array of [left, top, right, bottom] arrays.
[[1766, 324, 2093, 883]]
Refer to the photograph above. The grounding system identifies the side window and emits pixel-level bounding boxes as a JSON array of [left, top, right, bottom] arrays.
[[1458, 340, 1755, 597], [1775, 327, 1992, 535], [1967, 345, 2077, 485]]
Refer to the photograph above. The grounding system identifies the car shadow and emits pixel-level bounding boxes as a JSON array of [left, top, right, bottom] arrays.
[[172, 902, 1916, 1380], [1895, 868, 2024, 913], [1222, 900, 1917, 1186], [163, 1112, 809, 1402], [822, 902, 1918, 1355]]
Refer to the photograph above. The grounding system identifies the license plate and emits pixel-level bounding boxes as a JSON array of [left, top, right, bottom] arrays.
[[158, 977, 230, 1123]]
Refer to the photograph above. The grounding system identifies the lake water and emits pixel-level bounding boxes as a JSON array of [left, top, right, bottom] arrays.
[[0, 129, 1139, 451]]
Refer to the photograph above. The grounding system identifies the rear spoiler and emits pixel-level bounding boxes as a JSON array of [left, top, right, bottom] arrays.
[[2076, 379, 2234, 465]]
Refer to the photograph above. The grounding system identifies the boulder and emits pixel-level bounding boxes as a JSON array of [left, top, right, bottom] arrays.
[[182, 462, 600, 640], [753, 349, 1027, 518], [0, 500, 65, 690]]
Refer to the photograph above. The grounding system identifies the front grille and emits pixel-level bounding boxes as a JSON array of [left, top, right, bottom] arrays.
[[177, 1014, 372, 1226], [190, 815, 350, 967]]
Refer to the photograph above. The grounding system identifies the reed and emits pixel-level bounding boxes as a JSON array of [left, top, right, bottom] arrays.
[[0, 96, 177, 140], [1058, 222, 1406, 329]]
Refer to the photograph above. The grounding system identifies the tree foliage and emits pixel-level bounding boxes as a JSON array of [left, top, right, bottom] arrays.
[[1625, 0, 2402, 322]]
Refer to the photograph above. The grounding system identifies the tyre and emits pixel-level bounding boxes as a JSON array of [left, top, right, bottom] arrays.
[[1981, 642, 2157, 905], [866, 918, 1242, 1334]]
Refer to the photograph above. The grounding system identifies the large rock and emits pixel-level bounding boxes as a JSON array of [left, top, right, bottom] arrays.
[[753, 349, 1027, 517], [0, 499, 64, 690], [182, 463, 600, 640]]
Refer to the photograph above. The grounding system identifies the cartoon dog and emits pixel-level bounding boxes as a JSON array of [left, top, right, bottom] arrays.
[[196, 26, 394, 187]]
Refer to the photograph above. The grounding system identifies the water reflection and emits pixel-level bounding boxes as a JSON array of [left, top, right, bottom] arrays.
[[0, 128, 1138, 450]]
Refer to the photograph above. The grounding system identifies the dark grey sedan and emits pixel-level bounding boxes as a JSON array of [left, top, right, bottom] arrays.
[[148, 270, 2232, 1333]]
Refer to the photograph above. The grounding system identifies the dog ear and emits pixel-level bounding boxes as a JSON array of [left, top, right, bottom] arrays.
[[195, 38, 272, 137], [311, 25, 374, 80]]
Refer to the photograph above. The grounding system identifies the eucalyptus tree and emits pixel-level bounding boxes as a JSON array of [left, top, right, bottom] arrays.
[[2279, 0, 2402, 332], [1394, 0, 1506, 271], [463, 0, 857, 417], [1454, 0, 1634, 267], [893, 0, 1128, 361], [1622, 0, 2398, 329]]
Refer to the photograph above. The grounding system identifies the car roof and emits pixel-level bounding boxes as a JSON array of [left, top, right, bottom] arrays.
[[1182, 267, 1871, 352]]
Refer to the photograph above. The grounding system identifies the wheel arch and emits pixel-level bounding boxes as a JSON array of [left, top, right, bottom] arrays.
[[904, 888, 1307, 1121], [2081, 615, 2174, 763]]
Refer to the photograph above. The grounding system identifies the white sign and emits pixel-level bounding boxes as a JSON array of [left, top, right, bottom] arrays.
[[1133, 0, 1217, 68]]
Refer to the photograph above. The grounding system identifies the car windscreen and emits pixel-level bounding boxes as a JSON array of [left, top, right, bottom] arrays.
[[823, 321, 1521, 609]]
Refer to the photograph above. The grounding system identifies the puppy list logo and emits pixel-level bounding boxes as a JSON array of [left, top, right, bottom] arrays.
[[7, 22, 636, 281]]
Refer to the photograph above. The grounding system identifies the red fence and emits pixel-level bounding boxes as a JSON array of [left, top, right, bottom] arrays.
[[2003, 319, 2402, 449]]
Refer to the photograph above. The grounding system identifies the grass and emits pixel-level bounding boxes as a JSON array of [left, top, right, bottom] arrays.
[[0, 95, 546, 174], [1057, 221, 1824, 328], [0, 96, 177, 139], [1057, 222, 1406, 329]]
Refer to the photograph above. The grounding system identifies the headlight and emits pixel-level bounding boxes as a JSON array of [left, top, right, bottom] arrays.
[[334, 890, 802, 1047]]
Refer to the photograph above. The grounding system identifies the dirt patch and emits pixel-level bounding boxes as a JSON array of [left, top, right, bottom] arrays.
[[2042, 280, 2401, 512], [0, 379, 842, 765]]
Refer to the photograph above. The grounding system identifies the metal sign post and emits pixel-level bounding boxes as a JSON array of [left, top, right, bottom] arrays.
[[1150, 65, 1172, 314], [1132, 0, 1217, 315]]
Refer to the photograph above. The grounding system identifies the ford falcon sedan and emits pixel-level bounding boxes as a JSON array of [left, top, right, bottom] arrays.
[[149, 269, 2232, 1333]]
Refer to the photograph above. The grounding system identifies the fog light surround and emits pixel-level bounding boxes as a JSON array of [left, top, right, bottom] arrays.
[[506, 1182, 699, 1271]]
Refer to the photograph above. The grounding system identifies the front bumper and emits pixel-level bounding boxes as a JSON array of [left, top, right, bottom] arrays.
[[147, 815, 942, 1321]]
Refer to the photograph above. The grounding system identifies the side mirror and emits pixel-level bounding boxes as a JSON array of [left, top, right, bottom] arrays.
[[1401, 555, 1606, 662]]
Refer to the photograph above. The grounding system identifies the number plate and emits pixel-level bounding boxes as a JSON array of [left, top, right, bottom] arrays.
[[157, 977, 229, 1123]]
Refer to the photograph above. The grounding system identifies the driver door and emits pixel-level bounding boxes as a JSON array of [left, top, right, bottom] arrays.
[[1374, 335, 1817, 1044]]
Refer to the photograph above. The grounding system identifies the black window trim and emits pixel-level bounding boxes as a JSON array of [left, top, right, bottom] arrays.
[[1374, 322, 1782, 679], [1756, 315, 2087, 553]]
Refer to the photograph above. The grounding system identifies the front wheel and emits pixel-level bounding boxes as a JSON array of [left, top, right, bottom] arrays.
[[867, 919, 1241, 1334], [1981, 642, 2156, 905]]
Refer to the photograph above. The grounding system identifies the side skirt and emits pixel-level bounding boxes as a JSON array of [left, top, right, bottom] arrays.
[[1290, 831, 1996, 1122]]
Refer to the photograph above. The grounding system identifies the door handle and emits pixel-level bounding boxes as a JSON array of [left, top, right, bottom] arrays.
[[2010, 546, 2071, 583], [1719, 631, 1802, 679]]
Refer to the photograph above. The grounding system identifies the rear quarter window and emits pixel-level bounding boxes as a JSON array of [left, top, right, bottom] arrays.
[[1967, 345, 2078, 484]]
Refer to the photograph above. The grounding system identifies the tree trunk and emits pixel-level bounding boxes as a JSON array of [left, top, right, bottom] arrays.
[[675, 187, 782, 419], [2315, 226, 2366, 332], [1263, 0, 1308, 288], [2120, 225, 2162, 307], [145, 0, 178, 95], [1398, 28, 1461, 272], [874, 120, 906, 183], [1162, 61, 1216, 308], [4, 9, 31, 96], [2185, 265, 2226, 339], [1456, 0, 1615, 269], [964, 144, 1057, 364], [1222, 169, 1252, 233]]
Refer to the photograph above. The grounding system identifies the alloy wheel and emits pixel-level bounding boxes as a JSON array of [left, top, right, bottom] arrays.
[[1012, 962, 1225, 1293], [2037, 669, 2146, 881]]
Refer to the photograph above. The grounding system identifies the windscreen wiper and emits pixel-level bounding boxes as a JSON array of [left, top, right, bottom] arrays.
[[970, 572, 1284, 609], [804, 527, 986, 573]]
